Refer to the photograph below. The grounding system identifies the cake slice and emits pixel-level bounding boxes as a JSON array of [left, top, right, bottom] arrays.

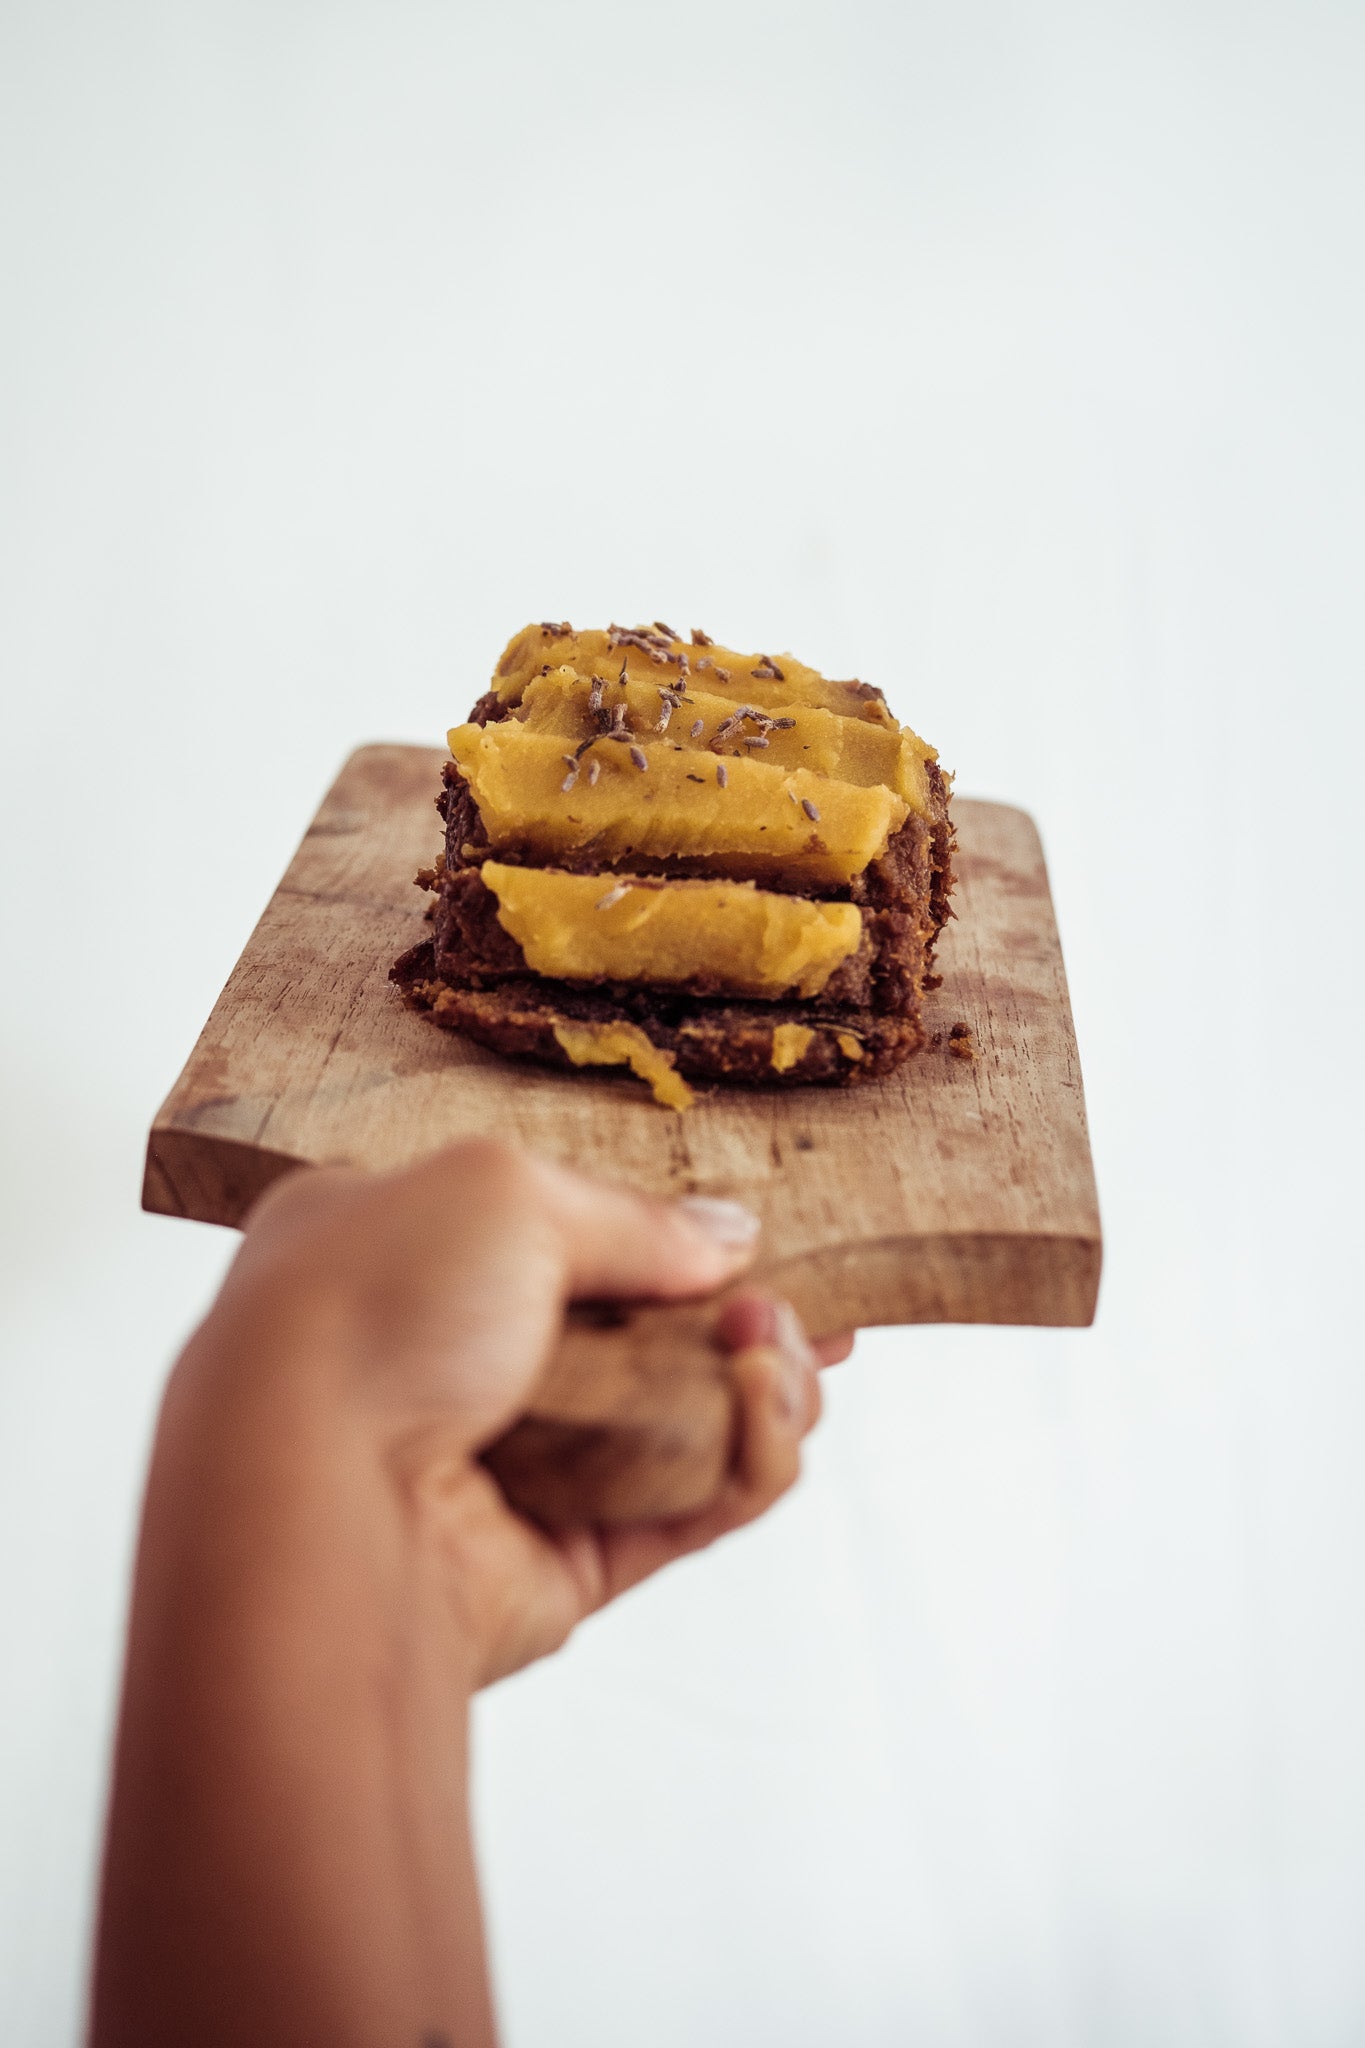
[[392, 622, 954, 1106]]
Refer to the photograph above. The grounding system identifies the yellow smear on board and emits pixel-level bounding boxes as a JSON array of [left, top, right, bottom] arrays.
[[482, 862, 862, 1000], [446, 723, 908, 890], [771, 1024, 816, 1073], [551, 1020, 695, 1112]]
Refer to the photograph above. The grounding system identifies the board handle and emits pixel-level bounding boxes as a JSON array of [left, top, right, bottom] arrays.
[[479, 1246, 864, 1525], [481, 1296, 743, 1526]]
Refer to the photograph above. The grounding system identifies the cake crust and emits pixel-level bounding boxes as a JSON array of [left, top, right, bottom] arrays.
[[393, 627, 955, 1095], [391, 942, 923, 1085]]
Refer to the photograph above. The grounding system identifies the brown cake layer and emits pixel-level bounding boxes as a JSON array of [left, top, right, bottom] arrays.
[[431, 756, 954, 1019], [431, 862, 879, 1006], [391, 942, 923, 1085]]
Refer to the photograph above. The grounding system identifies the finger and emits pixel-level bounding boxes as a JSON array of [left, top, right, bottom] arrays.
[[813, 1331, 855, 1367], [238, 1144, 762, 1313], [718, 1295, 854, 1368], [729, 1342, 816, 1492], [584, 1320, 821, 1605], [526, 1155, 762, 1302], [715, 1291, 821, 1366]]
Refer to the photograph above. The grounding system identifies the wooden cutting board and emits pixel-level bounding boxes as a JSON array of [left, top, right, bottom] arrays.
[[144, 744, 1101, 1521]]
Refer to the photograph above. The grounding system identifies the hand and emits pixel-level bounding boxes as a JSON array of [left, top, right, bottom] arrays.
[[93, 1140, 844, 2048], [203, 1139, 830, 1685]]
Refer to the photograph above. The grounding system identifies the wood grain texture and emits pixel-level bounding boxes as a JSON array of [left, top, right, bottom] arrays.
[[144, 744, 1101, 1522]]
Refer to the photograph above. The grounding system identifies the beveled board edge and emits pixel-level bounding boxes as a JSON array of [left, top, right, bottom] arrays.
[[143, 1114, 1100, 1331]]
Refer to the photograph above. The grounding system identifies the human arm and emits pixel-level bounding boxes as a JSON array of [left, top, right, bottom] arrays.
[[89, 1141, 830, 2048]]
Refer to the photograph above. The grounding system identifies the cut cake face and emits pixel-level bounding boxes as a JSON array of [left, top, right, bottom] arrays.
[[391, 623, 955, 1108]]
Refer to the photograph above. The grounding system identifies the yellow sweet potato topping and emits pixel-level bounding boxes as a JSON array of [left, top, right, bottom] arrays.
[[446, 722, 908, 889], [491, 623, 896, 728], [770, 1023, 815, 1073], [551, 1019, 695, 1111], [482, 862, 863, 999], [516, 670, 935, 818]]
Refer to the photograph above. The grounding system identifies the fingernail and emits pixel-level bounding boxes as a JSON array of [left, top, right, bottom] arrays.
[[769, 1301, 815, 1420], [676, 1196, 761, 1250], [773, 1343, 806, 1425], [772, 1298, 816, 1370]]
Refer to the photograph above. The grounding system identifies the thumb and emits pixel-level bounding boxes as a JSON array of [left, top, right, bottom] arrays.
[[528, 1157, 762, 1302]]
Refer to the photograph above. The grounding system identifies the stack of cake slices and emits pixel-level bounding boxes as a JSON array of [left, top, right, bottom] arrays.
[[391, 622, 955, 1109]]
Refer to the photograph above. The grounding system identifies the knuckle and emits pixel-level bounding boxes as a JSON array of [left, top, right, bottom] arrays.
[[241, 1162, 349, 1237], [434, 1136, 547, 1220], [442, 1135, 530, 1191]]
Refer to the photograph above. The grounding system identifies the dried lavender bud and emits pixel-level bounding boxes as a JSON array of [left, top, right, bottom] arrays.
[[716, 762, 728, 788], [629, 745, 648, 771], [801, 797, 820, 821], [690, 718, 704, 738]]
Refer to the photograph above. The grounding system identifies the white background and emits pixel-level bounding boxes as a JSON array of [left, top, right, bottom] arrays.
[[3, 2, 1363, 2042]]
